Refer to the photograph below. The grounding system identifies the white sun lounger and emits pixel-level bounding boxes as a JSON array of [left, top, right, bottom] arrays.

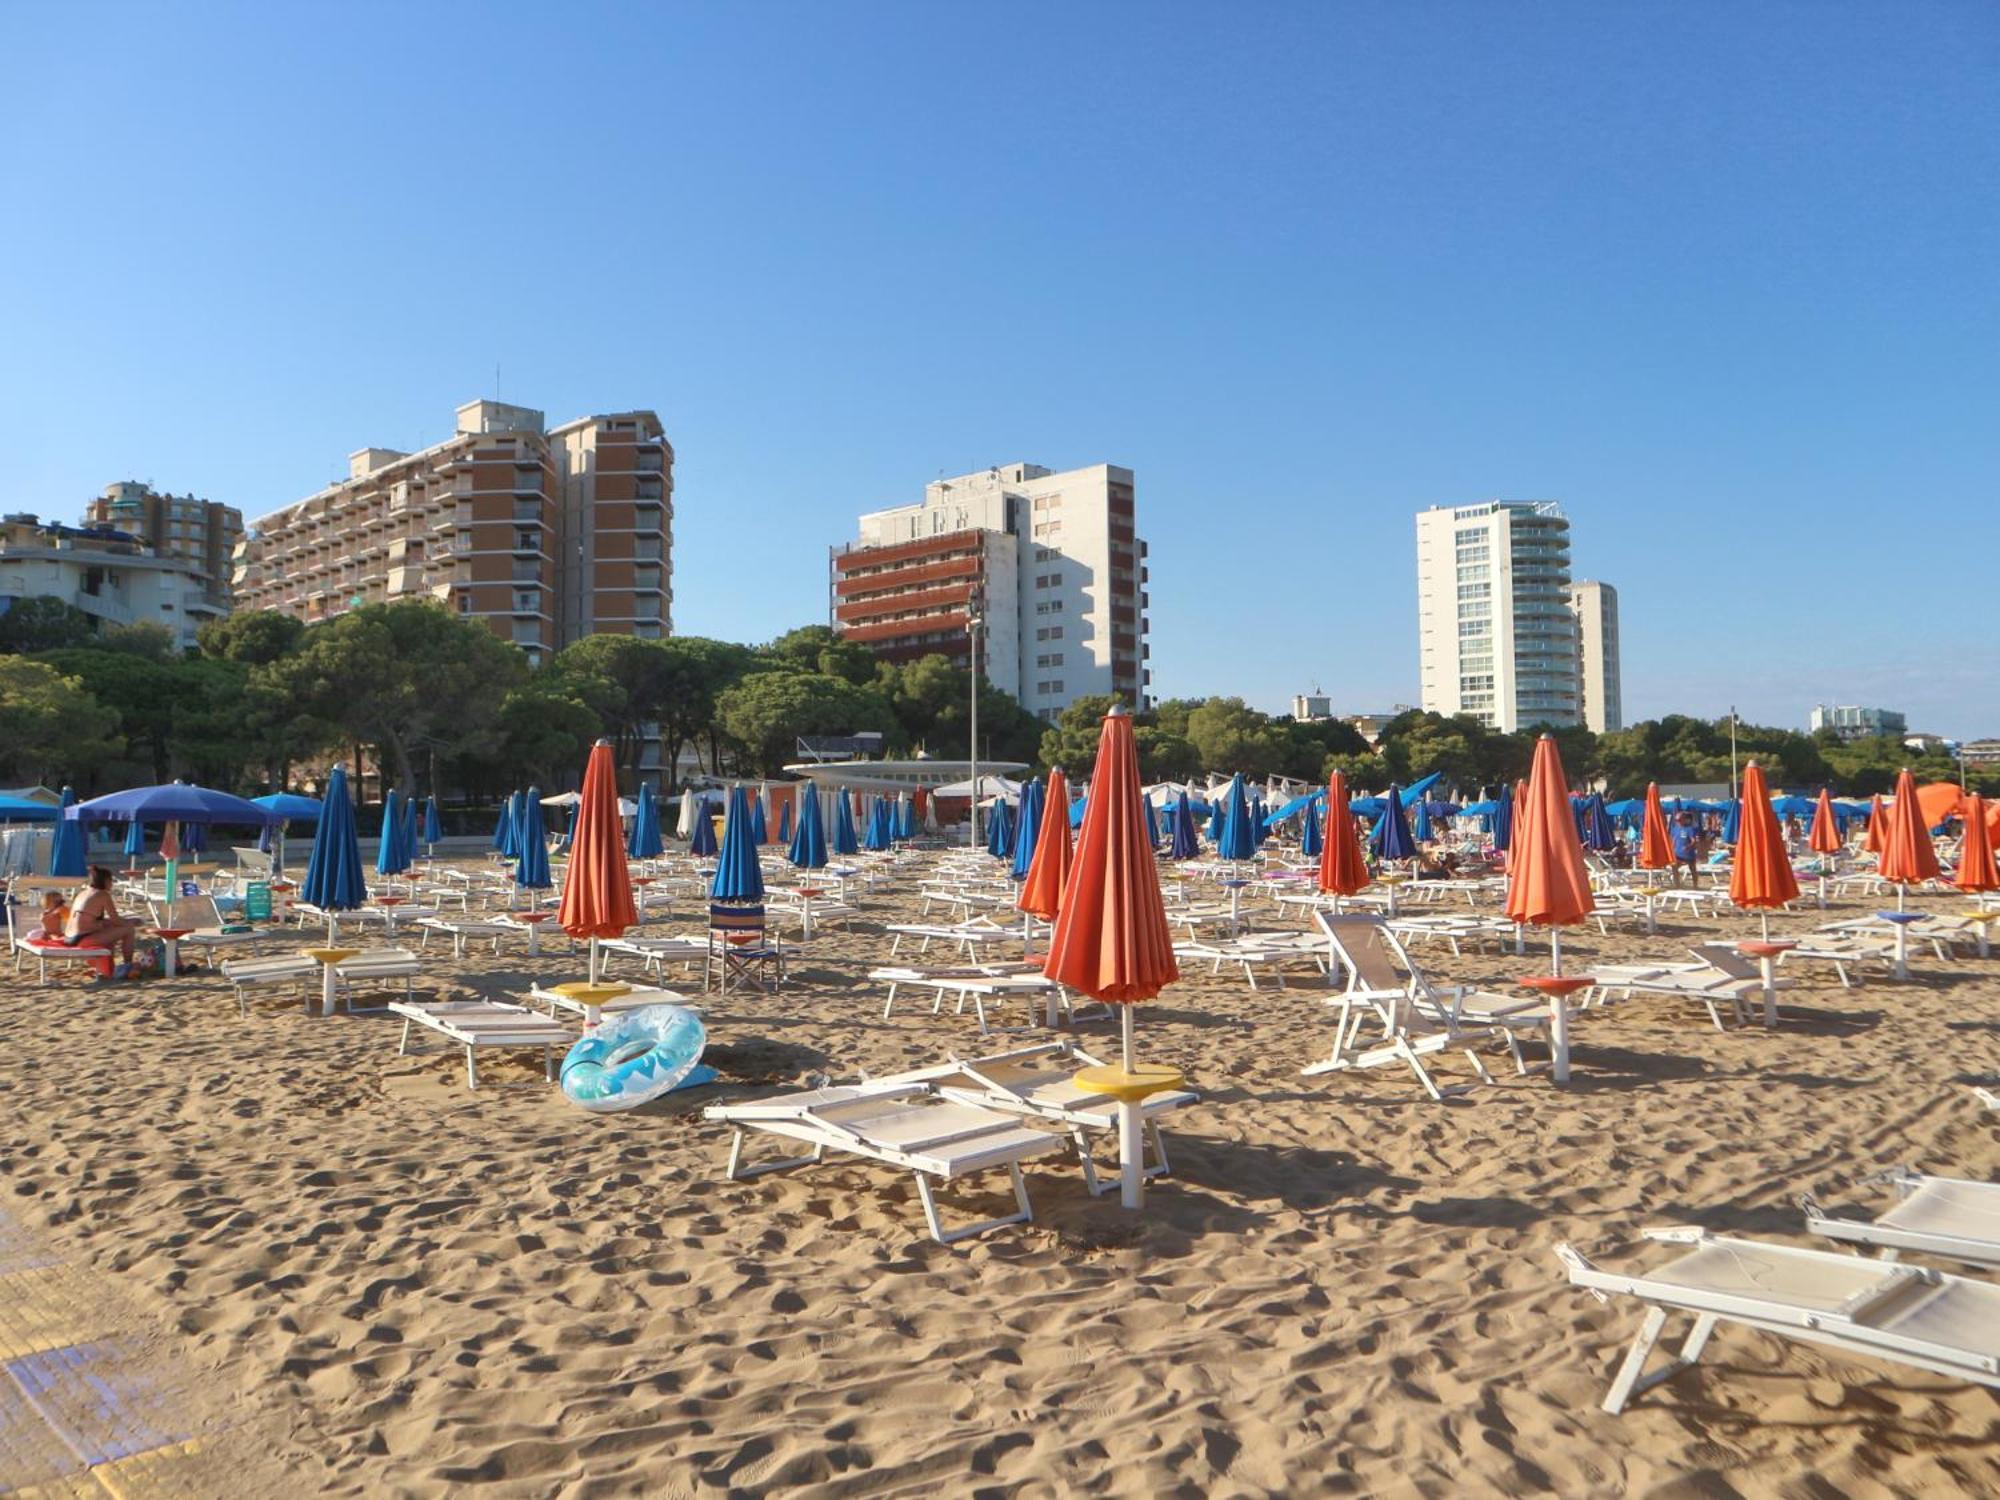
[[1172, 931, 1326, 991], [1557, 1227, 2000, 1413], [391, 1000, 575, 1090], [597, 933, 710, 978], [527, 981, 698, 1022], [704, 1082, 1065, 1244], [1803, 1171, 2000, 1269], [220, 948, 423, 1017], [1583, 944, 1775, 1031]]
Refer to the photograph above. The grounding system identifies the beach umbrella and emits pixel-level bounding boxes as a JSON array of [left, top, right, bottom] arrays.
[[0, 795, 58, 824], [1491, 782, 1517, 853], [710, 785, 766, 902], [1317, 772, 1371, 900], [1168, 796, 1199, 860], [1042, 708, 1179, 1209], [628, 783, 663, 859], [1638, 783, 1674, 870], [1299, 795, 1323, 859], [922, 791, 939, 834], [1372, 783, 1417, 861], [777, 795, 794, 847], [1142, 793, 1160, 850], [675, 786, 697, 841], [423, 795, 442, 853], [1011, 780, 1044, 881], [1019, 768, 1074, 922], [122, 819, 146, 869], [1954, 793, 1999, 897], [515, 786, 552, 901], [1505, 733, 1595, 984], [1250, 795, 1268, 849], [376, 789, 412, 878], [1729, 762, 1800, 938], [985, 796, 1014, 860], [1808, 788, 1843, 858], [400, 794, 417, 861], [862, 794, 894, 853], [1216, 774, 1256, 862], [689, 795, 719, 858], [1207, 796, 1226, 845], [49, 785, 85, 878], [1863, 794, 1886, 855], [832, 789, 860, 856], [181, 819, 208, 857], [1878, 767, 1941, 906], [1720, 799, 1742, 846], [1581, 793, 1618, 853], [1412, 798, 1434, 844], [491, 796, 517, 859], [301, 764, 366, 942], [749, 787, 769, 847], [788, 782, 827, 870], [558, 740, 638, 988]]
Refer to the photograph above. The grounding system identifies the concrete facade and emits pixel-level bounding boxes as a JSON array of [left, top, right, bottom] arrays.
[[1569, 579, 1622, 733], [0, 513, 224, 649]]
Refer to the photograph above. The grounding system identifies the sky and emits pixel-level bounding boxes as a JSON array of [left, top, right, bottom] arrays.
[[4, 3, 1995, 735]]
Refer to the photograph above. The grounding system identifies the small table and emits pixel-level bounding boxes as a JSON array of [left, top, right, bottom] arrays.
[[1377, 871, 1409, 916], [509, 910, 553, 956], [631, 875, 656, 916], [793, 886, 824, 941], [1965, 910, 2000, 959], [374, 894, 407, 935], [549, 979, 630, 1028], [303, 947, 360, 1018], [152, 927, 192, 979], [1735, 939, 1796, 1028], [1634, 886, 1662, 936], [1876, 911, 1924, 981], [1074, 1061, 1187, 1210], [1219, 879, 1249, 933], [1518, 975, 1594, 1085]]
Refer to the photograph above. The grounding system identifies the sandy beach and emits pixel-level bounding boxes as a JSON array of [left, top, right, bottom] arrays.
[[4, 865, 1998, 1498]]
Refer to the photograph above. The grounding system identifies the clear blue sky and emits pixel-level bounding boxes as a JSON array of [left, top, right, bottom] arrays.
[[5, 3, 1994, 733]]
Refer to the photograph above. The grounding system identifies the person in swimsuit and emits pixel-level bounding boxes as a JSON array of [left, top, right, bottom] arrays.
[[67, 866, 139, 978]]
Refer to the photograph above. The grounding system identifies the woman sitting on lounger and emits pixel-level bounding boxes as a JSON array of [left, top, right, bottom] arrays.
[[66, 867, 139, 979]]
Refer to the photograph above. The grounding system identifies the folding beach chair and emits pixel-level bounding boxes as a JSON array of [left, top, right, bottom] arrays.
[[705, 902, 784, 993], [1802, 1170, 2000, 1269]]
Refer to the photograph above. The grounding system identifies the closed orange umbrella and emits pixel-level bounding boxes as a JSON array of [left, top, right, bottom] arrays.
[[1729, 762, 1799, 937], [1637, 782, 1673, 870], [558, 739, 638, 983], [1956, 793, 1999, 894], [1316, 771, 1370, 899], [1808, 787, 1842, 856], [1505, 735, 1595, 943], [1018, 767, 1074, 922], [1878, 767, 1942, 894], [1863, 794, 1887, 855]]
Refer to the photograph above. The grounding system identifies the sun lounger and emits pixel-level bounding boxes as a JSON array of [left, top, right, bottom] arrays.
[[1556, 1227, 2000, 1413], [416, 916, 517, 957], [887, 1039, 1199, 1197], [704, 1082, 1065, 1243], [870, 964, 1075, 1032], [1583, 944, 1774, 1030], [1172, 931, 1326, 990], [597, 933, 710, 978], [221, 947, 423, 1017], [391, 1000, 575, 1089], [885, 917, 1023, 959], [1779, 931, 1901, 988], [528, 981, 697, 1022], [1802, 1171, 2000, 1268]]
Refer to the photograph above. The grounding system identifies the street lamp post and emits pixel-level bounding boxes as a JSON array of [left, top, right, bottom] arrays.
[[967, 596, 983, 850]]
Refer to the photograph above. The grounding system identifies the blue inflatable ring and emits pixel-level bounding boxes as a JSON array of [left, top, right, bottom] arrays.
[[560, 1004, 708, 1113]]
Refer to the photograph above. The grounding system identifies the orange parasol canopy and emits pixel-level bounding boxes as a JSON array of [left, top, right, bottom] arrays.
[[559, 740, 637, 940], [1316, 770, 1371, 897], [1863, 794, 1886, 854], [1955, 793, 1999, 894], [1505, 736, 1595, 929], [1729, 762, 1800, 910], [1807, 787, 1842, 856], [1018, 767, 1075, 921], [1042, 707, 1178, 1004], [1637, 782, 1673, 870], [1915, 782, 1964, 832], [1877, 768, 1942, 886]]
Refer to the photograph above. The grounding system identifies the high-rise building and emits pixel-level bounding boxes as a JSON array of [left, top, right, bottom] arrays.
[[1415, 500, 1581, 731], [831, 462, 1149, 719], [1569, 580, 1622, 733], [0, 511, 226, 649], [234, 399, 671, 664], [1809, 704, 1906, 740], [85, 483, 242, 615]]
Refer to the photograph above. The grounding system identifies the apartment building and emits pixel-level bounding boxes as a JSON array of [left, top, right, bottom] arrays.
[[1416, 500, 1582, 731], [1569, 579, 1622, 733], [234, 400, 671, 663], [85, 483, 241, 614], [832, 462, 1149, 719], [1809, 704, 1907, 740], [0, 512, 224, 649]]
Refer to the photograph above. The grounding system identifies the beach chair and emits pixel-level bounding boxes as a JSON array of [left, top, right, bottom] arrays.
[[598, 932, 709, 979], [1779, 932, 1900, 988], [1305, 912, 1550, 1099], [6, 899, 117, 983], [392, 1000, 575, 1089], [149, 895, 272, 970], [705, 902, 784, 993], [704, 1082, 1065, 1243], [528, 981, 697, 1023], [1555, 1227, 2000, 1413], [1171, 931, 1326, 991], [1583, 944, 1770, 1030], [1802, 1171, 2000, 1268]]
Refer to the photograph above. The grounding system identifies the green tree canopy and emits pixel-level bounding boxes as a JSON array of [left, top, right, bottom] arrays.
[[0, 597, 93, 654], [0, 657, 117, 784], [198, 609, 305, 665], [716, 669, 897, 775]]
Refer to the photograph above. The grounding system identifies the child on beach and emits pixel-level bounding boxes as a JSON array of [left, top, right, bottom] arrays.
[[38, 892, 66, 939]]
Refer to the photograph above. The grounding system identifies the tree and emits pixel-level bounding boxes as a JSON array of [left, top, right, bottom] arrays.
[[36, 646, 183, 782], [764, 624, 879, 686], [0, 657, 117, 784], [1036, 695, 1121, 780], [494, 680, 603, 789], [1185, 697, 1289, 779], [716, 670, 897, 775], [99, 621, 179, 660], [1135, 727, 1202, 782], [544, 634, 670, 784], [0, 597, 92, 655], [199, 610, 305, 666]]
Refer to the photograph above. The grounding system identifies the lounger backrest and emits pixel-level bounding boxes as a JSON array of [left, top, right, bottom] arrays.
[[1314, 913, 1407, 995], [1690, 943, 1758, 980]]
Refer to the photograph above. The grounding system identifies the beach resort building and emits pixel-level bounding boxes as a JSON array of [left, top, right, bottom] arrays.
[[234, 399, 672, 665], [0, 509, 232, 649], [1415, 500, 1584, 732], [84, 483, 242, 615], [831, 462, 1150, 720], [1809, 704, 1907, 740], [1568, 580, 1622, 733]]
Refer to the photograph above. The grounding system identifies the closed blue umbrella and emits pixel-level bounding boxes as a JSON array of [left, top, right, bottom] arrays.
[[1412, 799, 1434, 843], [1011, 780, 1044, 879], [1582, 793, 1618, 853], [1216, 774, 1256, 862], [122, 819, 146, 865], [181, 820, 208, 856], [1721, 799, 1742, 845], [492, 796, 517, 858], [862, 795, 893, 852], [711, 785, 766, 901], [1250, 795, 1268, 849], [788, 782, 827, 869], [1142, 794, 1160, 850], [376, 789, 412, 877], [832, 789, 860, 856], [748, 790, 768, 846], [401, 794, 417, 862], [515, 786, 552, 896], [1170, 796, 1200, 860], [1300, 796, 1324, 858], [423, 795, 442, 851], [1373, 782, 1417, 860], [629, 782, 663, 859], [986, 796, 1015, 860], [896, 793, 916, 841], [49, 785, 85, 878], [777, 796, 794, 847], [1493, 789, 1516, 853], [302, 764, 366, 937], [689, 794, 718, 858], [1207, 797, 1226, 845]]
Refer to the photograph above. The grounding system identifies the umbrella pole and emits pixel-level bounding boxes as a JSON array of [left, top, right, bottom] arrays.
[[589, 936, 601, 985], [1116, 1004, 1143, 1211], [1550, 925, 1562, 978], [1760, 911, 1771, 941]]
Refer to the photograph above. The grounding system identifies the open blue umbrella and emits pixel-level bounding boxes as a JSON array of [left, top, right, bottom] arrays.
[[0, 795, 58, 823], [629, 782, 663, 859], [301, 764, 366, 938], [1216, 774, 1256, 862], [711, 785, 766, 901], [49, 785, 85, 877], [1300, 796, 1324, 858], [689, 795, 718, 858], [423, 795, 442, 851], [514, 786, 552, 897], [986, 796, 1015, 860], [376, 788, 412, 877], [1372, 782, 1417, 860], [788, 782, 827, 869], [1170, 796, 1200, 860], [1011, 780, 1044, 879]]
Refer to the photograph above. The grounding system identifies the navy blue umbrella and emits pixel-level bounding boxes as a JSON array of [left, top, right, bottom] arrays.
[[748, 790, 768, 846], [832, 790, 859, 856], [777, 797, 794, 847], [627, 783, 662, 859], [986, 796, 1015, 860], [1721, 798, 1742, 845], [181, 820, 208, 856], [1582, 793, 1618, 853], [1412, 799, 1434, 843], [122, 819, 146, 865], [1216, 774, 1256, 862], [1300, 796, 1324, 858], [1250, 795, 1269, 848], [1493, 790, 1516, 853], [1010, 781, 1044, 879], [492, 796, 517, 859], [1207, 797, 1225, 845], [788, 782, 827, 869], [1142, 793, 1160, 850], [1372, 782, 1417, 860], [49, 785, 86, 877], [301, 764, 366, 936], [1170, 796, 1200, 860], [376, 789, 412, 877], [423, 795, 442, 850], [400, 794, 417, 863], [515, 787, 552, 896], [689, 794, 719, 858], [711, 785, 766, 901]]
